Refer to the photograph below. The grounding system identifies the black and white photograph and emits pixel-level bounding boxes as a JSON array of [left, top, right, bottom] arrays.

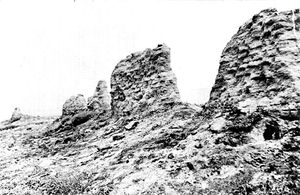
[[0, 0, 299, 194]]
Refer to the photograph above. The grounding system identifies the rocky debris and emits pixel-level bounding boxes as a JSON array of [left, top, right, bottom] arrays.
[[87, 80, 111, 113], [0, 124, 19, 131], [10, 107, 23, 123], [110, 44, 180, 117], [62, 94, 87, 117]]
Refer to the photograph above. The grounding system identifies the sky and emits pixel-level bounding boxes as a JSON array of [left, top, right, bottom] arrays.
[[0, 0, 299, 121]]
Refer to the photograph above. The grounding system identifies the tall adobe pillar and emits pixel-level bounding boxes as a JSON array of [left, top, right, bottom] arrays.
[[87, 80, 111, 113], [110, 44, 180, 116]]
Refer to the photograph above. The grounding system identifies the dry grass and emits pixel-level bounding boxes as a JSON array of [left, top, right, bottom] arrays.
[[26, 168, 112, 195]]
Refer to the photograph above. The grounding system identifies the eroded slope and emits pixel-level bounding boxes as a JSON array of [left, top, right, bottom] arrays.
[[0, 9, 300, 195]]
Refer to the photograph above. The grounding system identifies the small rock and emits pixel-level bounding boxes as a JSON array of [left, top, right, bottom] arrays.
[[10, 107, 23, 123], [113, 134, 125, 141], [209, 117, 226, 133], [186, 162, 195, 171], [194, 143, 203, 149], [167, 153, 174, 159], [125, 121, 139, 130]]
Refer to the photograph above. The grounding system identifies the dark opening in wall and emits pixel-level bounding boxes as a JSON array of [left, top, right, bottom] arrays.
[[263, 120, 280, 140]]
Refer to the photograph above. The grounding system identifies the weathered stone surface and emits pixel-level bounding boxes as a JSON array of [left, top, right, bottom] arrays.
[[210, 8, 300, 115], [87, 80, 111, 113], [62, 94, 87, 117], [110, 44, 180, 116]]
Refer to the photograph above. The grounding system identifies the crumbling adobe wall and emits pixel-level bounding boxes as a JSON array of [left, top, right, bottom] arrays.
[[110, 44, 180, 117], [210, 8, 300, 116]]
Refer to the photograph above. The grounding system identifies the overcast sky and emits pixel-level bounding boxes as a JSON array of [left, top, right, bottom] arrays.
[[0, 0, 298, 121]]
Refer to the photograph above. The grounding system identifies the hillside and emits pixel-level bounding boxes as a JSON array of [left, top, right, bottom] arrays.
[[0, 8, 299, 195]]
